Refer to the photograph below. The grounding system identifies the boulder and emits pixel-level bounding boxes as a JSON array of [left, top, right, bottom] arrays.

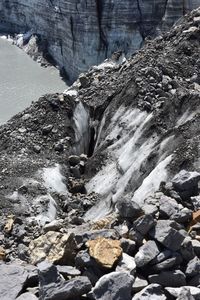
[[0, 263, 28, 300], [132, 214, 155, 235], [29, 231, 77, 265], [148, 270, 186, 287], [149, 220, 185, 251], [116, 197, 142, 219], [116, 253, 136, 275], [86, 237, 122, 268], [92, 272, 134, 300], [186, 256, 200, 277], [165, 287, 200, 300], [16, 293, 38, 300], [172, 170, 200, 199], [132, 284, 166, 300], [135, 241, 160, 267]]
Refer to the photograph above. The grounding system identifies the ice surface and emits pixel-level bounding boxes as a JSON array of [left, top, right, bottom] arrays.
[[42, 164, 67, 194]]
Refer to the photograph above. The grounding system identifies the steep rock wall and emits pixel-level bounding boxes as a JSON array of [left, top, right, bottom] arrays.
[[0, 0, 200, 81]]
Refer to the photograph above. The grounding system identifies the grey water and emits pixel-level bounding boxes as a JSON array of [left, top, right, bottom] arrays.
[[0, 38, 67, 125]]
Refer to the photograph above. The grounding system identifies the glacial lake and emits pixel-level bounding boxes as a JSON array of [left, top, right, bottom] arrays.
[[0, 38, 67, 125]]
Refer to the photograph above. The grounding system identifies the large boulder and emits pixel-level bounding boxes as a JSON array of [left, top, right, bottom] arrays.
[[86, 237, 122, 268], [116, 197, 142, 219], [91, 271, 134, 300], [0, 263, 28, 300], [29, 231, 77, 265]]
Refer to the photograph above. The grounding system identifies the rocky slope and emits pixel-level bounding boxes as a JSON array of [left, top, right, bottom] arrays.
[[0, 0, 200, 81], [0, 6, 200, 300]]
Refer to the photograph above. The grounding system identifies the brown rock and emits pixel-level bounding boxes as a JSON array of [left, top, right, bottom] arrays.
[[0, 246, 6, 260], [4, 215, 15, 233], [86, 237, 122, 268], [29, 231, 77, 265]]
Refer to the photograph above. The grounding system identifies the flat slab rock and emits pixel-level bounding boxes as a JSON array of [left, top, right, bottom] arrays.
[[0, 263, 28, 300]]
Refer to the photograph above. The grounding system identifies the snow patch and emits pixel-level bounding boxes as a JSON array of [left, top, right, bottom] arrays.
[[42, 164, 67, 194]]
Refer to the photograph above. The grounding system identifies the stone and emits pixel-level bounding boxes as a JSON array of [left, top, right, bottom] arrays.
[[172, 170, 200, 199], [132, 214, 155, 235], [190, 196, 200, 211], [180, 237, 195, 261], [116, 253, 136, 275], [132, 275, 148, 293], [0, 246, 6, 260], [4, 215, 15, 233], [188, 274, 200, 286], [0, 263, 28, 300], [43, 220, 63, 233], [165, 287, 200, 300], [68, 155, 80, 166], [16, 293, 38, 300], [86, 237, 122, 268], [75, 250, 94, 268], [132, 284, 166, 300], [116, 197, 142, 219], [149, 220, 185, 251], [29, 231, 77, 265], [150, 250, 172, 265], [128, 228, 144, 245], [186, 256, 200, 277], [91, 271, 134, 300], [79, 74, 90, 88], [148, 270, 186, 287], [191, 239, 200, 257], [120, 238, 136, 255], [135, 241, 160, 267], [56, 265, 81, 277], [74, 229, 119, 245], [150, 254, 182, 272], [176, 287, 195, 300]]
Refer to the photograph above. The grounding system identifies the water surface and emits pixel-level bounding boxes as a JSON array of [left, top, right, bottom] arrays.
[[0, 38, 67, 124]]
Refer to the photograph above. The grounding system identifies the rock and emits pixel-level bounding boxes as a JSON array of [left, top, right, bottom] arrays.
[[38, 260, 92, 299], [116, 197, 142, 219], [132, 214, 155, 235], [186, 256, 200, 277], [159, 194, 192, 223], [128, 228, 144, 245], [4, 215, 15, 233], [165, 287, 200, 300], [188, 274, 200, 286], [56, 265, 81, 277], [176, 287, 195, 300], [190, 196, 200, 211], [116, 253, 136, 275], [74, 229, 119, 245], [29, 231, 77, 265], [132, 275, 148, 293], [132, 284, 166, 300], [16, 293, 38, 300], [43, 220, 63, 233], [120, 238, 136, 255], [135, 241, 160, 267], [172, 170, 200, 199], [148, 270, 186, 287], [54, 143, 64, 152], [191, 239, 200, 256], [75, 250, 94, 268], [149, 220, 185, 251], [86, 237, 122, 268], [0, 263, 28, 300], [180, 237, 195, 261], [79, 74, 90, 88], [68, 155, 80, 166], [42, 125, 53, 135], [91, 271, 134, 300]]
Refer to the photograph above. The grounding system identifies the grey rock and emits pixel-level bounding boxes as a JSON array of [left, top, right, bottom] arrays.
[[180, 237, 195, 261], [188, 274, 200, 286], [172, 170, 200, 199], [176, 287, 195, 300], [129, 228, 144, 245], [133, 214, 155, 235], [120, 238, 136, 255], [132, 284, 166, 300], [191, 239, 200, 257], [68, 155, 80, 166], [75, 250, 95, 268], [186, 256, 200, 277], [149, 220, 185, 251], [132, 275, 148, 293], [135, 241, 160, 267], [74, 229, 119, 245], [190, 196, 200, 211], [16, 293, 38, 300], [116, 253, 136, 275], [0, 263, 28, 300], [150, 250, 172, 265], [116, 198, 142, 219], [92, 271, 134, 300], [148, 270, 186, 287], [150, 253, 182, 272], [165, 287, 200, 300], [56, 265, 81, 277]]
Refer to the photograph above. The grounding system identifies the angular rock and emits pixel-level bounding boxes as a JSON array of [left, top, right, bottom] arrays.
[[16, 293, 38, 300], [165, 287, 200, 300], [68, 155, 80, 166], [186, 256, 200, 277], [176, 287, 195, 300], [188, 274, 200, 287], [116, 253, 136, 275], [57, 265, 81, 277], [132, 284, 166, 300], [0, 263, 28, 300], [92, 271, 134, 300], [135, 241, 160, 267], [132, 275, 148, 293], [0, 246, 6, 260], [150, 253, 182, 272], [74, 229, 119, 245], [132, 214, 155, 235], [191, 239, 200, 257], [149, 220, 185, 251], [148, 270, 186, 287], [190, 196, 200, 211], [120, 238, 136, 255], [180, 237, 195, 261], [86, 237, 122, 268], [172, 170, 200, 199], [29, 231, 77, 265], [116, 197, 142, 219]]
